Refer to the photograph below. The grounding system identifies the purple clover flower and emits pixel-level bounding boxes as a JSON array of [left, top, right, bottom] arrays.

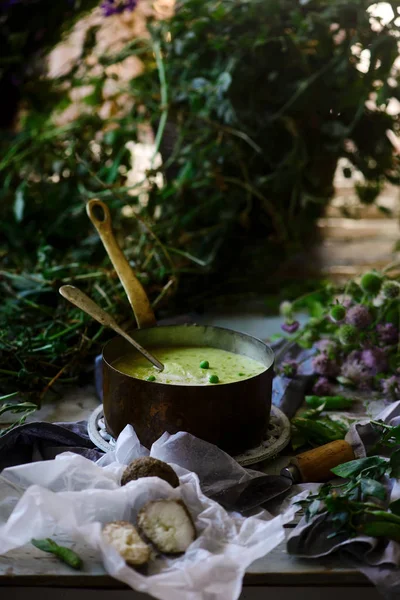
[[361, 348, 388, 375], [277, 360, 298, 378], [315, 339, 338, 355], [346, 305, 372, 329], [381, 376, 400, 400], [281, 321, 299, 334], [312, 353, 339, 377], [341, 296, 353, 308], [340, 351, 373, 389], [101, 0, 138, 17], [376, 323, 399, 346], [312, 376, 334, 396]]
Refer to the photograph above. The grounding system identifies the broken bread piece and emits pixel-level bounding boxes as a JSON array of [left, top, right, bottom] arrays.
[[138, 499, 196, 554], [103, 521, 151, 565], [121, 457, 179, 489]]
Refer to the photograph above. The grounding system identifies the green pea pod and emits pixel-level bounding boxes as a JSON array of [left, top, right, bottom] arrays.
[[300, 407, 324, 419], [305, 395, 353, 410], [366, 510, 400, 526], [361, 520, 400, 543], [32, 538, 83, 570], [292, 417, 346, 445], [31, 538, 56, 553], [55, 546, 83, 570]]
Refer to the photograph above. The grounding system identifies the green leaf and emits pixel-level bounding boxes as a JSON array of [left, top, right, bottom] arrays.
[[389, 499, 400, 516], [377, 205, 393, 216], [360, 478, 387, 501], [331, 510, 349, 529], [268, 333, 284, 342], [103, 146, 128, 184], [14, 188, 25, 222], [0, 402, 37, 418], [331, 456, 387, 479], [292, 295, 326, 318], [390, 449, 400, 478], [217, 72, 232, 93], [308, 499, 322, 518], [387, 426, 400, 443]]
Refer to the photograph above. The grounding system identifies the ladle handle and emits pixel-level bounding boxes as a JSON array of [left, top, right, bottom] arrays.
[[86, 199, 156, 329], [59, 285, 163, 371]]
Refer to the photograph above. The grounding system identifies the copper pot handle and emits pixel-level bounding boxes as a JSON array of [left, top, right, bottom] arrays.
[[86, 198, 156, 329]]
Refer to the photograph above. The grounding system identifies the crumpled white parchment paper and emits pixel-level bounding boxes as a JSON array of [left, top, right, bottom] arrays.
[[0, 425, 303, 600]]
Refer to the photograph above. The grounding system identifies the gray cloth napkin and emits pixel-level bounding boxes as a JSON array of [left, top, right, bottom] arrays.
[[0, 421, 103, 471], [287, 400, 400, 596]]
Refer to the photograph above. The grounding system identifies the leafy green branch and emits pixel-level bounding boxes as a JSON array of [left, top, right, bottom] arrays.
[[0, 397, 38, 437], [298, 423, 400, 542]]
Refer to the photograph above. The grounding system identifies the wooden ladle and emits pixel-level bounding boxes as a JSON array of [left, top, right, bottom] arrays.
[[59, 285, 164, 371]]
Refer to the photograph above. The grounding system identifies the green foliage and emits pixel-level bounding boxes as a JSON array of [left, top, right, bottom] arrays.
[[331, 456, 388, 479], [298, 422, 400, 543], [1, 0, 400, 411], [136, 0, 400, 291], [0, 22, 175, 412], [0, 397, 37, 436]]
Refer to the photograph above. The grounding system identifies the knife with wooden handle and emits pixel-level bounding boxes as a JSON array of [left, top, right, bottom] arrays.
[[281, 439, 356, 483], [210, 439, 356, 512]]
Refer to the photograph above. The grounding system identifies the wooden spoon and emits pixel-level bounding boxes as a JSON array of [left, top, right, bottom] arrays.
[[59, 285, 164, 371], [86, 198, 156, 329]]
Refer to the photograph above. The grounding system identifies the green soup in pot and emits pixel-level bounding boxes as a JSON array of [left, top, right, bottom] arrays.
[[112, 346, 266, 386]]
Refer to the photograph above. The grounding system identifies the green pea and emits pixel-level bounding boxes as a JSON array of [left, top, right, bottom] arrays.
[[209, 374, 219, 384], [146, 375, 156, 382], [200, 360, 209, 369]]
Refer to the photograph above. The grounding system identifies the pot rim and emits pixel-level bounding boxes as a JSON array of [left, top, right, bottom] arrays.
[[102, 323, 275, 388]]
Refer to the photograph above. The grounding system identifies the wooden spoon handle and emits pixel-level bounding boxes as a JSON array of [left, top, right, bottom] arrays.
[[59, 285, 163, 371], [86, 199, 156, 329], [291, 440, 355, 483]]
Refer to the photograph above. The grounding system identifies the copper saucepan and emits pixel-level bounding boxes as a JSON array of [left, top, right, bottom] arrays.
[[87, 199, 275, 455]]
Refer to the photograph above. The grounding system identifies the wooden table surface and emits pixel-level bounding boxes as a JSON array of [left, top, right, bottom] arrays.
[[0, 531, 373, 590]]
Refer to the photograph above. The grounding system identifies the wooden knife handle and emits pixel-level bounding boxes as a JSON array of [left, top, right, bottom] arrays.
[[291, 440, 355, 483]]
